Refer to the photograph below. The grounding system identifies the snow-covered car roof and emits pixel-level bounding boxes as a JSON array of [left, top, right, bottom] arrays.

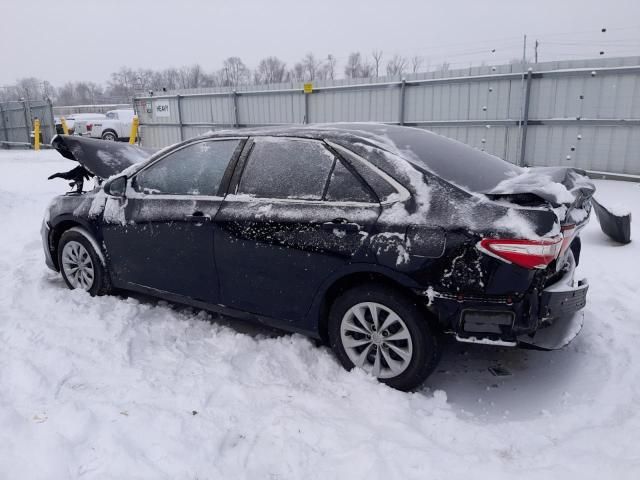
[[200, 123, 523, 193]]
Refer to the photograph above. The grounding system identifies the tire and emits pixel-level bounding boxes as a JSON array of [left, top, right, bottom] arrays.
[[328, 284, 440, 391], [57, 228, 111, 296], [101, 130, 117, 141]]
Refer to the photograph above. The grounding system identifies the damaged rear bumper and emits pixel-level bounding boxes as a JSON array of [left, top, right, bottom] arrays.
[[426, 251, 588, 350], [518, 252, 587, 350]]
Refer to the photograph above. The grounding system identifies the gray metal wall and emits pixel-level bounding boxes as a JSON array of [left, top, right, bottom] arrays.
[[135, 56, 640, 175], [0, 99, 56, 146]]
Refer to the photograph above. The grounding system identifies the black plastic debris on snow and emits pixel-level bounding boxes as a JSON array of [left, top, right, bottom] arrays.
[[592, 198, 632, 244]]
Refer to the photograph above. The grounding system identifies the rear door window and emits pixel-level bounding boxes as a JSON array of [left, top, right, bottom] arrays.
[[134, 139, 240, 196], [237, 138, 334, 200]]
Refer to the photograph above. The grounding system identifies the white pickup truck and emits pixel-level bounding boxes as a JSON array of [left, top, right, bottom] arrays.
[[75, 109, 135, 141]]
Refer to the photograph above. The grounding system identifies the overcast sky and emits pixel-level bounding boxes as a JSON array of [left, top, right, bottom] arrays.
[[2, 0, 639, 86]]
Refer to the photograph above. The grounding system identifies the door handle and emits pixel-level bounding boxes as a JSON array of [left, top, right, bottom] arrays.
[[321, 220, 359, 233], [185, 212, 212, 223]]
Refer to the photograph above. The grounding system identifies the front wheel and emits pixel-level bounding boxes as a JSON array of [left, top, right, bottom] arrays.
[[57, 229, 111, 296], [328, 284, 440, 391]]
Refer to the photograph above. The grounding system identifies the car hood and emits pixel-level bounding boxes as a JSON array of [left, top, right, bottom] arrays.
[[51, 135, 154, 179]]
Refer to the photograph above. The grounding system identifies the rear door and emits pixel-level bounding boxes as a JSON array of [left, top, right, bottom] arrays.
[[101, 138, 245, 303], [213, 136, 380, 324]]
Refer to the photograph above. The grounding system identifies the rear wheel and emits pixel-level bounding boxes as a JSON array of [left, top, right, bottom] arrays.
[[57, 229, 111, 296], [328, 284, 440, 391], [101, 130, 117, 141]]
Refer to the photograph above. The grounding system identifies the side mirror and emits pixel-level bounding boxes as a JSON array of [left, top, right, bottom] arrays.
[[103, 175, 127, 198]]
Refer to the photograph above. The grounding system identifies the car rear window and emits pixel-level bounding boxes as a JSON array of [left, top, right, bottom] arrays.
[[358, 125, 522, 192], [238, 138, 334, 200]]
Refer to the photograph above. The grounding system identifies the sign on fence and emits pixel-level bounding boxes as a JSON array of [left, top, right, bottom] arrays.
[[153, 100, 171, 118]]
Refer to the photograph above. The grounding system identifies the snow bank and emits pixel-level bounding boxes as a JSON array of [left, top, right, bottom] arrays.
[[1, 151, 640, 479]]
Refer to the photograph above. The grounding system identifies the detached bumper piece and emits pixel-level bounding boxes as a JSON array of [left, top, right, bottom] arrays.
[[592, 197, 631, 244]]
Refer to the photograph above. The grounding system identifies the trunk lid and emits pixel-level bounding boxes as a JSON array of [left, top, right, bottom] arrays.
[[483, 166, 595, 226]]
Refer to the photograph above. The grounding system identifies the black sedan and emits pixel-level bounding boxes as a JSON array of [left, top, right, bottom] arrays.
[[43, 124, 594, 390]]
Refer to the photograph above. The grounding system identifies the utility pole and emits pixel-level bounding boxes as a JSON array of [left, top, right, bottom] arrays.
[[521, 34, 528, 67], [535, 40, 539, 64]]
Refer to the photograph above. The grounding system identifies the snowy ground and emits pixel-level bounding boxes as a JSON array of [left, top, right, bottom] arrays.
[[1, 149, 639, 480]]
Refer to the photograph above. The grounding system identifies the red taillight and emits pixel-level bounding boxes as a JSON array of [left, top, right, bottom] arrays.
[[86, 123, 93, 131], [478, 237, 563, 269]]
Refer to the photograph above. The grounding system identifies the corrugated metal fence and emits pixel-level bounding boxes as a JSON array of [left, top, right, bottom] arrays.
[[135, 56, 640, 175], [0, 99, 56, 146]]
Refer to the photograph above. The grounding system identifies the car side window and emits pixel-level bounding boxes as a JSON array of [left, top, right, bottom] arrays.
[[134, 139, 240, 196], [325, 160, 376, 203], [237, 138, 334, 200]]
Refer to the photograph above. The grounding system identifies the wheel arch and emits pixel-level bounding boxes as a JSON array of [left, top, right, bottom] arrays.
[[49, 216, 101, 270], [101, 128, 118, 139], [308, 265, 433, 343]]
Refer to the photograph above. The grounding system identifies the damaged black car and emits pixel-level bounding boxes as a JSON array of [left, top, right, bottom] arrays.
[[43, 124, 595, 391]]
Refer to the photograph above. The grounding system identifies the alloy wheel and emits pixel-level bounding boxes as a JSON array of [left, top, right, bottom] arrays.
[[340, 302, 414, 379], [61, 241, 95, 291]]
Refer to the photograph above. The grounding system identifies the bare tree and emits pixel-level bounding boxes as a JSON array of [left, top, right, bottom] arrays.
[[386, 55, 407, 76], [255, 56, 288, 84], [439, 61, 451, 72], [106, 67, 138, 99], [177, 64, 207, 89], [290, 62, 306, 82], [302, 53, 322, 81], [344, 52, 363, 78], [411, 55, 423, 73], [13, 78, 44, 100], [316, 55, 336, 81], [220, 57, 250, 87], [159, 68, 181, 91], [371, 50, 383, 77], [343, 52, 374, 79]]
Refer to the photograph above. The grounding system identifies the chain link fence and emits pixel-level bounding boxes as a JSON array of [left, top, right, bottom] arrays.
[[0, 99, 56, 147]]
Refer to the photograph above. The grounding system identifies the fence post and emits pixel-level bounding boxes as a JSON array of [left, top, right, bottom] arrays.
[[518, 69, 533, 167], [33, 119, 41, 151], [46, 97, 56, 143], [22, 100, 32, 144], [232, 91, 239, 127], [176, 94, 184, 141], [0, 103, 7, 142], [303, 90, 309, 124], [399, 78, 407, 125], [129, 116, 139, 145]]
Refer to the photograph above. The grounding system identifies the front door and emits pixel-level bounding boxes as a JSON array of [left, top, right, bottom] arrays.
[[101, 138, 244, 303]]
